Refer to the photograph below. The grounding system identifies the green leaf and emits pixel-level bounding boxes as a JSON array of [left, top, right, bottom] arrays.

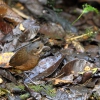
[[72, 4, 99, 25], [82, 4, 99, 14]]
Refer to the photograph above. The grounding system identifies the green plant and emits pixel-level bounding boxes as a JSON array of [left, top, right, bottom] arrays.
[[72, 4, 99, 25], [29, 84, 56, 97]]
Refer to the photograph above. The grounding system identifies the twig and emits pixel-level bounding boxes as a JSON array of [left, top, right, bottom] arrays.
[[12, 7, 30, 19]]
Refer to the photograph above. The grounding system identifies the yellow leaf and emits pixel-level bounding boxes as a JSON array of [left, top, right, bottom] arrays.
[[92, 68, 98, 74], [84, 66, 90, 71], [19, 23, 25, 31], [0, 52, 14, 68]]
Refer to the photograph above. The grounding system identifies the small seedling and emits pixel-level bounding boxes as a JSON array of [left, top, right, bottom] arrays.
[[72, 4, 99, 25]]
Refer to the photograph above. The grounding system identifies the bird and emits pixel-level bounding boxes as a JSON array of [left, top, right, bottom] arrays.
[[9, 41, 44, 71]]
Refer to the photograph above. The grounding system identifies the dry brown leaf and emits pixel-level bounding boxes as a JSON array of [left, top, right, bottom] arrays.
[[53, 78, 72, 85], [0, 0, 23, 25]]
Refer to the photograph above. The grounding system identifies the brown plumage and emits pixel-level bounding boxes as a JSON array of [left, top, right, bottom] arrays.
[[9, 41, 44, 71]]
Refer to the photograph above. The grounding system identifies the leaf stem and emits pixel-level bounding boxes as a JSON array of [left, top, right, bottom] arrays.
[[72, 12, 84, 25]]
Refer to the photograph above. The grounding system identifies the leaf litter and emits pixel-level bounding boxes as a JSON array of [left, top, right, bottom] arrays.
[[0, 0, 100, 100]]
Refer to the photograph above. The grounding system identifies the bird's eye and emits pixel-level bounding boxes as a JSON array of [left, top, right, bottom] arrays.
[[43, 10, 50, 14], [37, 47, 40, 49]]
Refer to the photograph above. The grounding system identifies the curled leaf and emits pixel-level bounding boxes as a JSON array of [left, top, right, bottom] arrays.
[[32, 55, 65, 81], [0, 0, 23, 25]]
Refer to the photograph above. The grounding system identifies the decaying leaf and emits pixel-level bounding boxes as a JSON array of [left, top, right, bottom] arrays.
[[84, 44, 99, 58], [0, 19, 13, 34], [40, 22, 66, 40], [18, 0, 44, 16], [31, 54, 65, 81], [0, 1, 100, 100], [0, 0, 23, 25], [57, 59, 97, 83], [12, 19, 40, 42], [0, 52, 14, 68], [51, 74, 74, 85], [53, 78, 72, 85], [0, 68, 17, 83]]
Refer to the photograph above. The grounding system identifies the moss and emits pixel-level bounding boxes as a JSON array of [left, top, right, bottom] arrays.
[[29, 84, 56, 97]]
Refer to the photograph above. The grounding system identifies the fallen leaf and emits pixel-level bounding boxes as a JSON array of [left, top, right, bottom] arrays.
[[57, 59, 97, 83], [0, 68, 17, 83], [32, 54, 65, 81], [0, 0, 23, 25], [0, 52, 14, 68]]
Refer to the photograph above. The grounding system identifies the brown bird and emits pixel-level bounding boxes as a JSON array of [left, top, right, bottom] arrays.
[[9, 41, 44, 71]]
